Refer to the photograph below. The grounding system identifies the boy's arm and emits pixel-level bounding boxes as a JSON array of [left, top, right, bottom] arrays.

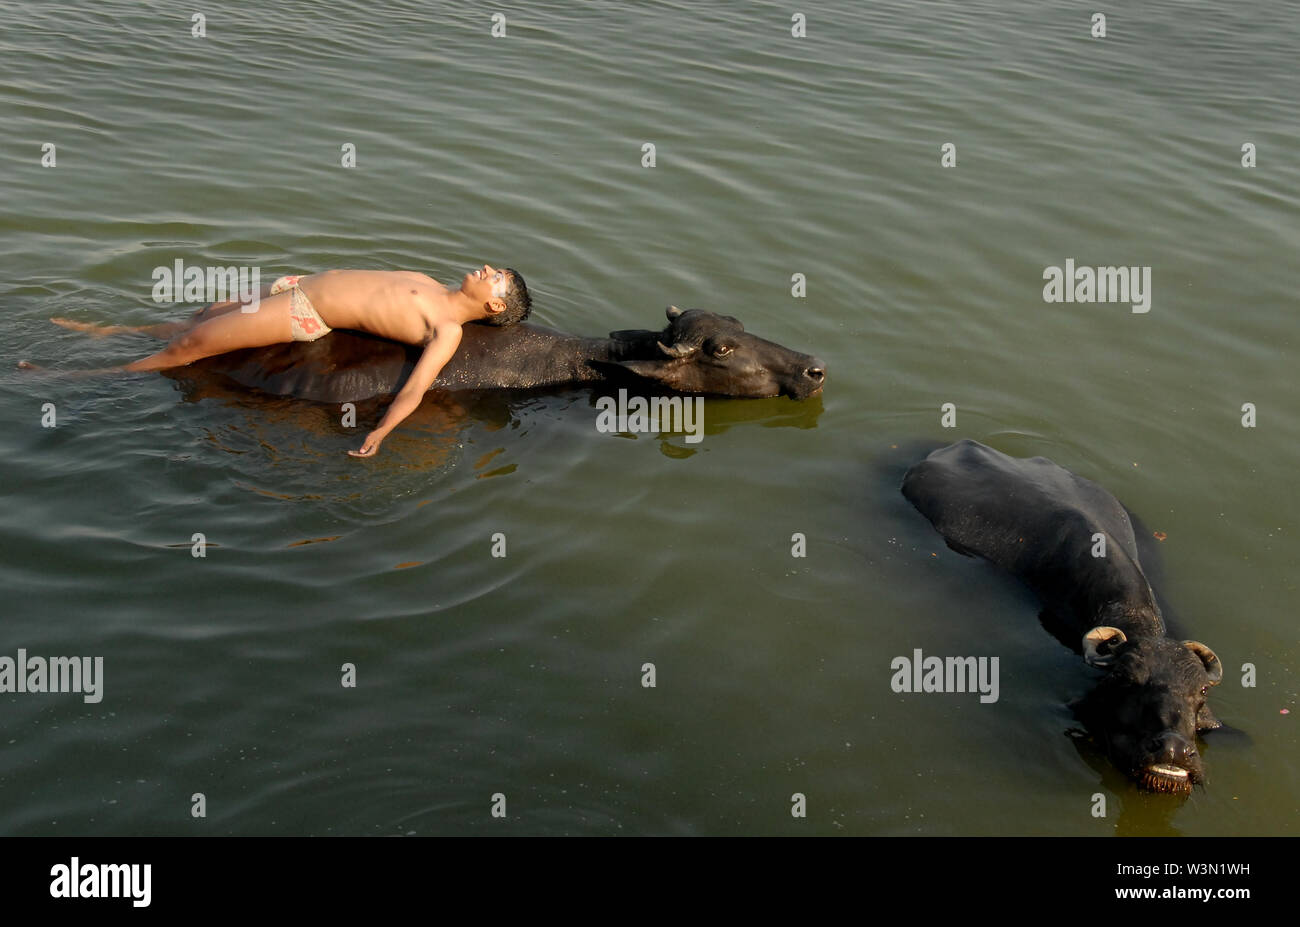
[[347, 323, 463, 458]]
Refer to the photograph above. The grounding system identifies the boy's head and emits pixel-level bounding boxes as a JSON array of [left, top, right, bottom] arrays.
[[464, 265, 531, 326]]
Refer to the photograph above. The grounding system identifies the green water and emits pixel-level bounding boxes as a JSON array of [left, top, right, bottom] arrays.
[[0, 0, 1295, 835]]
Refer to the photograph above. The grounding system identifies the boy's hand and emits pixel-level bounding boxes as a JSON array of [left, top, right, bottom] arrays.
[[346, 326, 460, 460], [348, 431, 383, 458]]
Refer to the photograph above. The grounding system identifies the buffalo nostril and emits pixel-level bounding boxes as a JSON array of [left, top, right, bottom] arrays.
[[1148, 733, 1194, 762], [805, 367, 825, 382]]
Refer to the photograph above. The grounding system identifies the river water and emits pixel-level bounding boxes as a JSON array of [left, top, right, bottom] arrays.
[[1, 0, 1295, 835]]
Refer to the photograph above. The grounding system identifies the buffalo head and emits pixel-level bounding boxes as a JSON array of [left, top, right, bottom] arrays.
[[607, 306, 825, 399], [1076, 627, 1223, 794]]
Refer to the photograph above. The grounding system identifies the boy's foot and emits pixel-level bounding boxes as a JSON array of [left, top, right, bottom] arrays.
[[17, 360, 41, 370]]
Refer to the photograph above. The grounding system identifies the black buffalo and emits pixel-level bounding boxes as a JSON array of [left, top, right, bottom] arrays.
[[901, 439, 1224, 794], [187, 306, 826, 403]]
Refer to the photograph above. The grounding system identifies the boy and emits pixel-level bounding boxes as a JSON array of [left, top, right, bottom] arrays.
[[53, 265, 531, 457]]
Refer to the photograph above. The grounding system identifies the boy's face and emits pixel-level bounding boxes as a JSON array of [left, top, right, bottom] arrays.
[[462, 264, 511, 313]]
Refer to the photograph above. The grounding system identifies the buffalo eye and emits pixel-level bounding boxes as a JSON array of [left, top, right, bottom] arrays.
[[711, 344, 733, 358]]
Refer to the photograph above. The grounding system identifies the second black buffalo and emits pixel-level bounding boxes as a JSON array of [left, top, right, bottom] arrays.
[[902, 439, 1225, 794]]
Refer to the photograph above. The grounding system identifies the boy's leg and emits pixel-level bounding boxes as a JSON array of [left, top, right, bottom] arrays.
[[53, 283, 276, 339], [124, 291, 295, 371], [51, 317, 190, 338]]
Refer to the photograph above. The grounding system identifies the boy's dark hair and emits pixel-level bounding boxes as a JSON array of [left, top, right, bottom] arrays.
[[485, 268, 532, 326]]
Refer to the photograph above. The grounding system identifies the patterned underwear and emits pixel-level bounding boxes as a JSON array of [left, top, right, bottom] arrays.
[[270, 274, 332, 342]]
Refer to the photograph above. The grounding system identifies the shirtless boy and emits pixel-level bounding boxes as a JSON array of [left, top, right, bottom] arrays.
[[53, 266, 532, 457]]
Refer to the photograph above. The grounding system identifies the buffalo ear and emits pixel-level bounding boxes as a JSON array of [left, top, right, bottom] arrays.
[[600, 357, 689, 387], [1082, 626, 1127, 668], [1196, 703, 1223, 732], [666, 305, 683, 320], [1183, 640, 1223, 685], [657, 340, 696, 358]]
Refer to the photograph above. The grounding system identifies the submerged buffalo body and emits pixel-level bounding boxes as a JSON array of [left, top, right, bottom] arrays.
[[188, 306, 826, 403], [901, 439, 1224, 794]]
